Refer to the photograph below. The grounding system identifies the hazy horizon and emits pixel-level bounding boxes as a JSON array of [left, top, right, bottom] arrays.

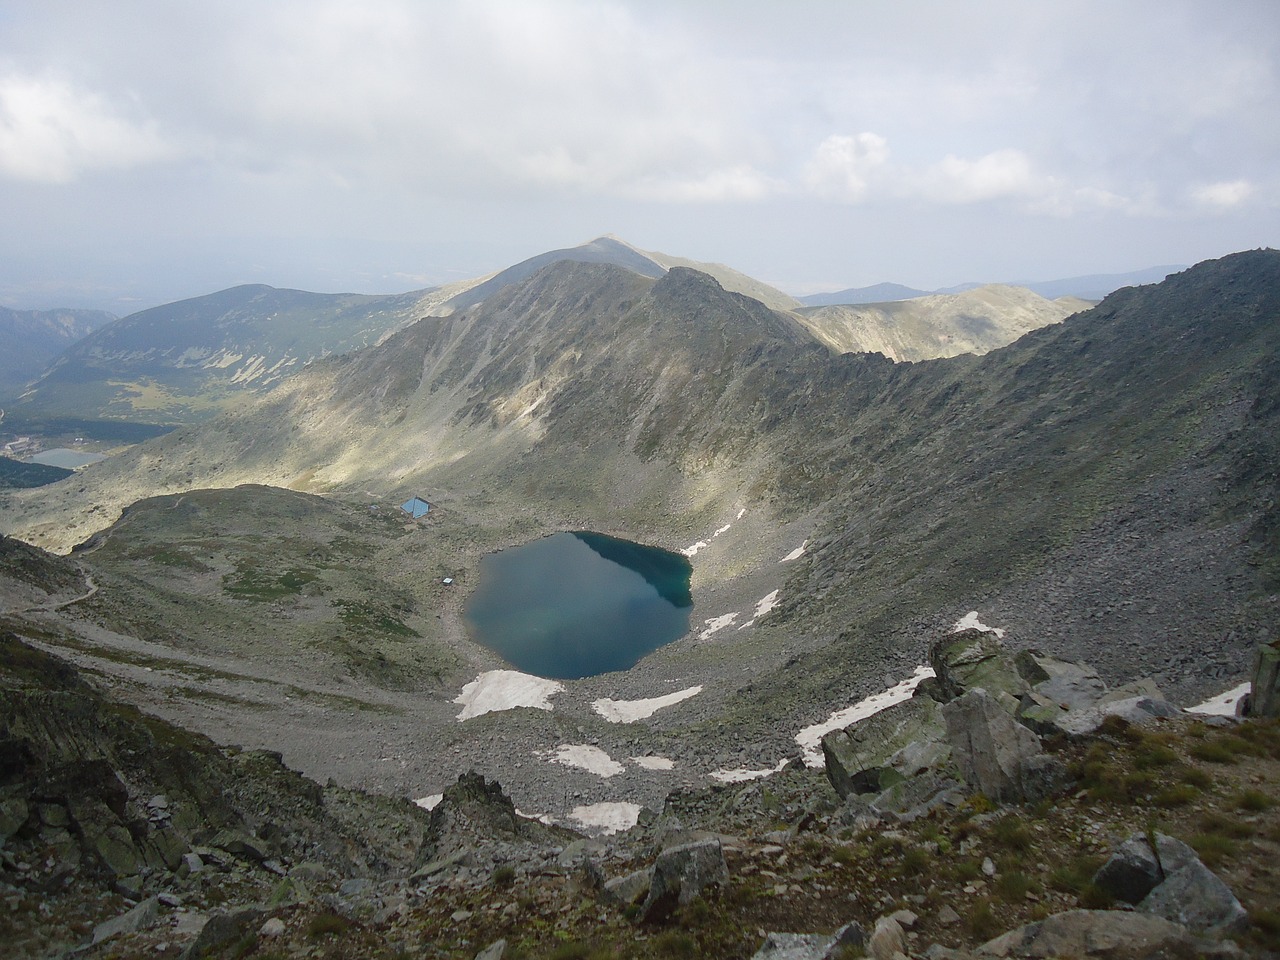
[[2, 1, 1276, 313]]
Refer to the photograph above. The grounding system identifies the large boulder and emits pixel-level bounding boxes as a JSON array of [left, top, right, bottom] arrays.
[[1139, 859, 1250, 937], [822, 696, 949, 799], [1093, 833, 1198, 904], [976, 909, 1242, 958], [942, 689, 1059, 803], [640, 838, 728, 922], [929, 629, 1029, 706], [1053, 695, 1183, 737], [1247, 637, 1280, 717], [1014, 651, 1107, 710], [751, 924, 864, 960]]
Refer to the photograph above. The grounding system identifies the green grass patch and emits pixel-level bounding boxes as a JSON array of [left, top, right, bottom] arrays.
[[223, 564, 318, 600], [1150, 784, 1199, 808], [988, 815, 1034, 852], [1188, 832, 1238, 868], [966, 899, 1001, 941], [1235, 788, 1273, 812], [1188, 740, 1237, 764], [995, 870, 1034, 903], [306, 911, 351, 939], [1178, 766, 1213, 788], [332, 599, 420, 638]]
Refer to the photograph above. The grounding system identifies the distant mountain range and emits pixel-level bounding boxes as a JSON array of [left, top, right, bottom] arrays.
[[799, 264, 1186, 306], [6, 237, 1118, 424], [0, 305, 115, 399], [11, 285, 441, 422]]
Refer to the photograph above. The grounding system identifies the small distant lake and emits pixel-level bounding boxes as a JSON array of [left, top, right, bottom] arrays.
[[24, 448, 108, 469], [463, 531, 694, 679]]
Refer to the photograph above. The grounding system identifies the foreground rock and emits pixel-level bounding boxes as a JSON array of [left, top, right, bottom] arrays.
[[639, 837, 728, 922], [943, 688, 1064, 803], [821, 696, 948, 798], [966, 908, 1244, 958], [1094, 831, 1249, 936]]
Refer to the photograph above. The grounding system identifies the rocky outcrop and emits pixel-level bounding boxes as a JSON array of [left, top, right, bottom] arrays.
[[821, 696, 949, 799], [421, 771, 579, 866], [1246, 637, 1280, 716], [1140, 858, 1250, 936], [1091, 832, 1250, 937], [942, 689, 1065, 804], [1092, 832, 1199, 904], [639, 837, 728, 922], [750, 924, 865, 960], [971, 908, 1244, 958], [929, 628, 1029, 707]]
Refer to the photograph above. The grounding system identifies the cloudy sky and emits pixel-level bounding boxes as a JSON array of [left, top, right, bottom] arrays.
[[2, 0, 1277, 312]]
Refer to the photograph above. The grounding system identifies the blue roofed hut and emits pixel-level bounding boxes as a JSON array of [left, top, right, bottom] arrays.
[[400, 496, 430, 519]]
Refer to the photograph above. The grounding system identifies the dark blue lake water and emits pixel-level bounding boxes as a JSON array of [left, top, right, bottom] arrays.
[[462, 531, 694, 679]]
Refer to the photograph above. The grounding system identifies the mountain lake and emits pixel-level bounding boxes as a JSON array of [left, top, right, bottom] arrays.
[[25, 448, 108, 469], [463, 531, 693, 679]]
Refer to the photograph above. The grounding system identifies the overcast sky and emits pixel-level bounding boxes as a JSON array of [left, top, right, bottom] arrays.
[[2, 0, 1277, 312]]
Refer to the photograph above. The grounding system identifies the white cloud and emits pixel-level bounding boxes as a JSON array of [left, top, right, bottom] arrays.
[[625, 166, 779, 203], [918, 149, 1043, 204], [0, 73, 177, 182], [802, 133, 889, 202], [1191, 179, 1255, 210]]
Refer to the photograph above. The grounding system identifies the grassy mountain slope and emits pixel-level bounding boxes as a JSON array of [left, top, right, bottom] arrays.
[[794, 283, 1084, 360]]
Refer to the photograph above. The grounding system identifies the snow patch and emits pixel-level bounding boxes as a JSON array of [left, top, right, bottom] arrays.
[[780, 541, 808, 562], [592, 685, 703, 722], [544, 744, 624, 778], [631, 755, 676, 771], [454, 670, 564, 721], [699, 612, 739, 640], [952, 610, 1005, 638], [681, 516, 738, 556], [413, 794, 443, 811], [569, 802, 642, 835], [739, 590, 780, 629], [795, 665, 937, 768], [1187, 681, 1251, 716], [710, 759, 788, 783]]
